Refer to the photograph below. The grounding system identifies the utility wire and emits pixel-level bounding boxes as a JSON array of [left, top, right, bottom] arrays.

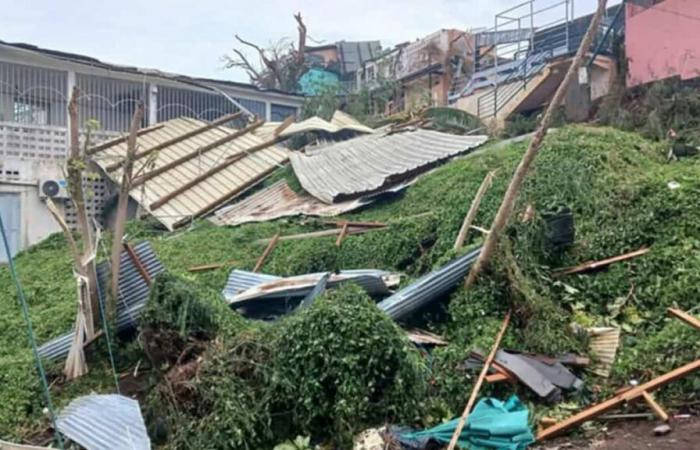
[[0, 215, 64, 449]]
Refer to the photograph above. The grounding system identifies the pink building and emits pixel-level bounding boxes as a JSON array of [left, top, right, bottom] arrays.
[[626, 0, 700, 87]]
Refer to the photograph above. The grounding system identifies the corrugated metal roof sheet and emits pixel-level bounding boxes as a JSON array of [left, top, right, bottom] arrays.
[[290, 129, 488, 203], [92, 117, 289, 230], [588, 327, 620, 378], [223, 269, 400, 306], [210, 180, 373, 226], [279, 112, 373, 138], [38, 241, 164, 361], [57, 394, 150, 450], [378, 247, 481, 321]]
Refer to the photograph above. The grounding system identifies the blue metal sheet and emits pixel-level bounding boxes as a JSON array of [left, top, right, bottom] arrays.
[[57, 394, 150, 450], [37, 241, 164, 361], [378, 247, 482, 321]]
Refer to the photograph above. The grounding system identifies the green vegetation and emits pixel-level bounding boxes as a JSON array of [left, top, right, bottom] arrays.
[[1, 125, 699, 447]]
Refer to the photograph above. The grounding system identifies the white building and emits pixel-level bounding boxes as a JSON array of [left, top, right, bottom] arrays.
[[0, 40, 304, 262]]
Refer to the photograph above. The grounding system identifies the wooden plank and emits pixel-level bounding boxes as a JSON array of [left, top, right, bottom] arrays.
[[641, 390, 669, 422], [105, 112, 243, 171], [274, 115, 296, 138], [0, 439, 52, 450], [150, 136, 280, 211], [485, 372, 512, 383], [187, 260, 239, 273], [123, 243, 152, 286], [447, 311, 511, 450], [553, 247, 650, 277], [321, 220, 388, 228], [537, 358, 700, 441], [335, 222, 349, 247], [255, 225, 387, 244], [253, 233, 280, 272], [454, 170, 496, 250], [131, 119, 264, 187], [86, 123, 165, 155], [668, 308, 700, 330]]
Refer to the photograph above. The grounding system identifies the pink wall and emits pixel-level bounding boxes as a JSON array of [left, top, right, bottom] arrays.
[[626, 0, 700, 87]]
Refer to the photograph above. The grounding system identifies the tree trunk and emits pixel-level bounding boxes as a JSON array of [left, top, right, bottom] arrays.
[[465, 0, 609, 287], [109, 104, 144, 315]]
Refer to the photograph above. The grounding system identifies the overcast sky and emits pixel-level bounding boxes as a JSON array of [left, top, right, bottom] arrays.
[[2, 0, 620, 83]]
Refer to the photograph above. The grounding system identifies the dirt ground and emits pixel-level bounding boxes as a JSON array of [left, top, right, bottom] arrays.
[[539, 417, 700, 450]]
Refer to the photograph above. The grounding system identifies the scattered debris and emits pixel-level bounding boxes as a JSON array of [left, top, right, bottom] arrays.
[[667, 181, 681, 190], [211, 180, 405, 226], [255, 225, 387, 243], [353, 427, 386, 450], [536, 358, 700, 441], [406, 329, 448, 347], [290, 129, 488, 203], [454, 170, 496, 250], [587, 327, 621, 378], [653, 424, 672, 436], [253, 232, 280, 272], [38, 242, 164, 361], [377, 247, 481, 321], [553, 247, 650, 277], [56, 394, 150, 450], [667, 308, 700, 330], [187, 259, 239, 273]]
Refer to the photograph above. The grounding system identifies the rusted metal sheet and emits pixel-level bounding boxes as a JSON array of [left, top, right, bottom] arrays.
[[211, 180, 395, 226], [91, 117, 288, 230], [290, 129, 488, 203]]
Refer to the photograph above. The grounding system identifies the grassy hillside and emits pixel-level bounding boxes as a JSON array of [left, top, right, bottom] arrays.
[[1, 125, 699, 445]]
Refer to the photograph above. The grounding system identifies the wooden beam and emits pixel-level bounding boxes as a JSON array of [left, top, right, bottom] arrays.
[[454, 170, 496, 250], [131, 119, 264, 187], [485, 372, 512, 383], [641, 390, 669, 422], [321, 220, 388, 228], [187, 260, 239, 273], [668, 308, 700, 330], [105, 112, 243, 171], [447, 311, 511, 450], [123, 243, 152, 286], [86, 123, 165, 155], [253, 233, 280, 272], [335, 222, 349, 247], [553, 247, 650, 277], [537, 357, 700, 441], [255, 225, 387, 244], [274, 115, 296, 138], [150, 136, 280, 211], [170, 163, 282, 229]]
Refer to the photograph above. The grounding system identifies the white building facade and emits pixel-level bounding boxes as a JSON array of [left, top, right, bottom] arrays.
[[0, 40, 304, 262]]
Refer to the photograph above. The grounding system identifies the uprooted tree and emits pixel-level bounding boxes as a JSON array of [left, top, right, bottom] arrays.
[[223, 12, 308, 92]]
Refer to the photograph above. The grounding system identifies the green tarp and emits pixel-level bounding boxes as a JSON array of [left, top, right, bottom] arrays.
[[400, 395, 534, 450]]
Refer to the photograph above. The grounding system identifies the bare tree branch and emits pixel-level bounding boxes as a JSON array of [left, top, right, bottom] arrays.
[[294, 12, 307, 65]]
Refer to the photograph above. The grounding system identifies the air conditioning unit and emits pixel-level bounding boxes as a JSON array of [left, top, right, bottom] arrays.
[[38, 179, 70, 199]]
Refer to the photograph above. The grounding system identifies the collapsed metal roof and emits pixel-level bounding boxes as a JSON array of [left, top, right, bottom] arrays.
[[279, 110, 374, 137], [290, 129, 488, 203], [91, 116, 289, 230], [211, 180, 407, 227], [57, 394, 150, 450], [38, 241, 164, 361], [378, 247, 481, 321]]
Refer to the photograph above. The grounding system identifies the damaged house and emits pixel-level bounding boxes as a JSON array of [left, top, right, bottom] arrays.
[[0, 40, 303, 261]]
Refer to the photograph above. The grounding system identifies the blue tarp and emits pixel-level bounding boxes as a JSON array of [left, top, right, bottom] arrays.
[[399, 395, 534, 450]]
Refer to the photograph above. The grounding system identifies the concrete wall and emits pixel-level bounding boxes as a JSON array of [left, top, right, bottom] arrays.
[[0, 182, 63, 252], [626, 0, 700, 87]]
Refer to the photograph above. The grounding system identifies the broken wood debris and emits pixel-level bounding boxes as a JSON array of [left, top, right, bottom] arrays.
[[667, 308, 700, 330], [553, 247, 650, 277], [335, 222, 349, 247], [187, 260, 239, 273], [253, 233, 280, 272], [537, 357, 700, 441], [255, 225, 387, 244], [454, 170, 496, 250], [447, 310, 511, 450], [406, 329, 448, 346]]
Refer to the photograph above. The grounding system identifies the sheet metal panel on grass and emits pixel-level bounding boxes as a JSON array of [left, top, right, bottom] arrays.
[[91, 117, 289, 230], [378, 247, 482, 321], [290, 129, 488, 203], [57, 394, 150, 450], [37, 241, 164, 361]]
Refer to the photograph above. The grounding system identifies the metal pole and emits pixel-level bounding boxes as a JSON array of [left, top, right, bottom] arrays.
[[0, 215, 64, 449]]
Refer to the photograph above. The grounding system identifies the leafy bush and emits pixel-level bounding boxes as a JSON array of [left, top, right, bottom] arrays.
[[271, 285, 428, 447]]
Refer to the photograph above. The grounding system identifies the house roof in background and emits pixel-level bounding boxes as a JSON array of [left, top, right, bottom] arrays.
[[91, 116, 288, 230]]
